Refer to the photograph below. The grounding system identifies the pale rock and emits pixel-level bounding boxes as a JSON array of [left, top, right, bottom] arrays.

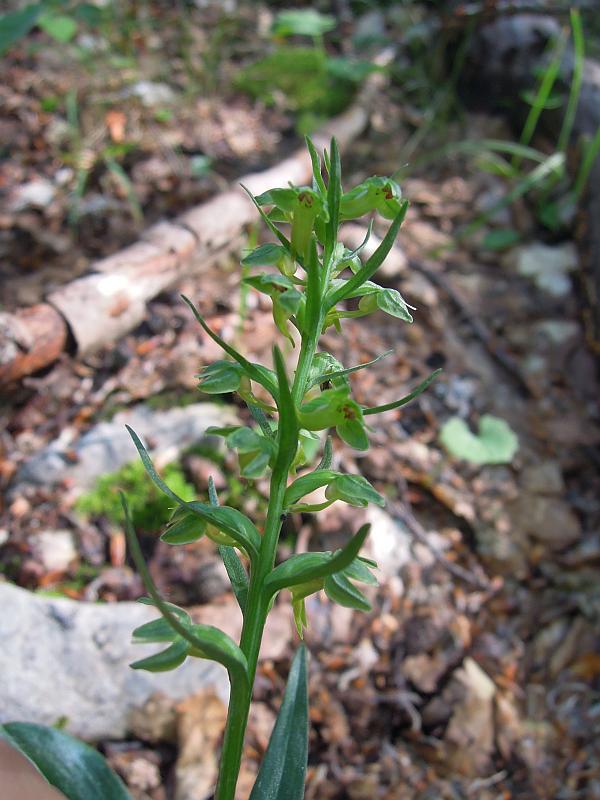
[[9, 180, 56, 212], [509, 494, 581, 549], [521, 461, 564, 496], [0, 582, 228, 741], [444, 658, 496, 776], [514, 242, 578, 296], [127, 81, 176, 107], [15, 403, 237, 490], [30, 529, 77, 572], [363, 506, 412, 578]]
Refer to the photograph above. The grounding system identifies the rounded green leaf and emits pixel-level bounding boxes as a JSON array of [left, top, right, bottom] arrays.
[[336, 417, 369, 450], [439, 414, 519, 465], [0, 722, 132, 800]]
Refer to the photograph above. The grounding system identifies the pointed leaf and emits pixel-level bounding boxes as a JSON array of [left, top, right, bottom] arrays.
[[132, 617, 180, 644], [363, 368, 441, 416], [264, 524, 371, 596], [181, 295, 278, 399], [325, 474, 385, 508], [161, 511, 207, 545], [326, 202, 409, 310], [126, 427, 261, 562], [249, 646, 308, 800], [0, 722, 132, 800], [242, 243, 288, 267], [198, 361, 243, 393], [336, 417, 369, 450], [130, 639, 189, 672], [284, 469, 338, 507], [218, 545, 249, 614], [324, 572, 371, 611]]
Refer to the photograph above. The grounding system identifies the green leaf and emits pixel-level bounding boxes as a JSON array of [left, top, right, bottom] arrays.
[[198, 360, 243, 393], [327, 203, 408, 309], [308, 349, 393, 389], [264, 524, 371, 596], [132, 616, 181, 644], [0, 5, 41, 56], [181, 295, 278, 399], [0, 722, 132, 800], [161, 512, 207, 545], [284, 469, 338, 507], [325, 474, 385, 508], [336, 417, 369, 450], [249, 646, 308, 800], [38, 13, 77, 43], [130, 638, 189, 672], [218, 545, 248, 614], [305, 136, 326, 195], [363, 368, 441, 416], [126, 427, 261, 561], [324, 571, 371, 611], [359, 287, 413, 322], [439, 414, 519, 465], [272, 9, 335, 37], [242, 243, 288, 267], [272, 346, 299, 473]]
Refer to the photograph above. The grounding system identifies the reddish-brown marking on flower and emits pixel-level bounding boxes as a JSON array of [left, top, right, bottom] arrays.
[[298, 192, 314, 207]]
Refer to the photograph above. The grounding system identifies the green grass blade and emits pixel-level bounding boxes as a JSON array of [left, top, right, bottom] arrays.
[[574, 125, 600, 199], [558, 9, 584, 153], [515, 30, 567, 168]]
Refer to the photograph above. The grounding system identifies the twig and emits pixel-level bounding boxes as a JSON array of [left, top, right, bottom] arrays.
[[387, 498, 492, 591]]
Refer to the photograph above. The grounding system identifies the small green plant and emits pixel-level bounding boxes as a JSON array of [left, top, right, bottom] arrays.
[[236, 9, 377, 132], [440, 414, 518, 465], [4, 139, 437, 799], [75, 460, 195, 533]]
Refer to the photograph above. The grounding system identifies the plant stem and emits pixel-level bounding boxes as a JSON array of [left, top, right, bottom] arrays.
[[214, 314, 322, 800]]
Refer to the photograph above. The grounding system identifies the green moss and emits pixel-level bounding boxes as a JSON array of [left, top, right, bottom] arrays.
[[75, 460, 195, 533]]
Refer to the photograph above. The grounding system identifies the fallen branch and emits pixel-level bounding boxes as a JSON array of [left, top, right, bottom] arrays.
[[0, 93, 375, 386]]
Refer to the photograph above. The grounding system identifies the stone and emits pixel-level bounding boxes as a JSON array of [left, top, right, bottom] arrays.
[[126, 81, 176, 107], [509, 494, 581, 549], [29, 529, 77, 573], [363, 506, 412, 578], [0, 582, 228, 741], [15, 403, 237, 490], [8, 180, 56, 212], [513, 242, 578, 297], [521, 461, 564, 496], [444, 658, 496, 776]]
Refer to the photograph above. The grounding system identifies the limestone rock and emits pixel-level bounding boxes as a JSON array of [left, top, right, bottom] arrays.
[[15, 403, 237, 490], [0, 582, 228, 741]]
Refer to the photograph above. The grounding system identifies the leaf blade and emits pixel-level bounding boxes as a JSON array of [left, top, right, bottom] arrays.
[[0, 722, 132, 800], [249, 646, 308, 800]]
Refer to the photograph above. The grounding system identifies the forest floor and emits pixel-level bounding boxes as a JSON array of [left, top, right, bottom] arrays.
[[1, 5, 600, 800]]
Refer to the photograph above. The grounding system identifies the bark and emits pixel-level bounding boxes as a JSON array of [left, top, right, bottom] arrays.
[[0, 99, 370, 385]]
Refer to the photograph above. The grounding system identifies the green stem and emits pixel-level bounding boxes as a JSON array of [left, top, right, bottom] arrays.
[[214, 315, 322, 800]]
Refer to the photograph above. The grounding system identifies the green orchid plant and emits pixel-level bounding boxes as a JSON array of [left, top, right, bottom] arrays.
[[122, 137, 438, 799], [0, 138, 437, 800]]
